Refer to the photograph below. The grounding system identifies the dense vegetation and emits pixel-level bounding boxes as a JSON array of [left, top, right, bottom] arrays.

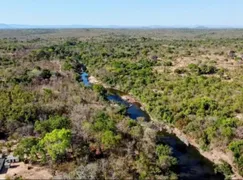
[[1, 29, 243, 178], [0, 31, 180, 179]]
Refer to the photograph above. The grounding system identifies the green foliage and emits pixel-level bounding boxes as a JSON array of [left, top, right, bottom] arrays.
[[86, 112, 123, 149], [92, 84, 107, 96], [3, 31, 243, 178], [40, 69, 52, 79], [63, 60, 72, 71], [156, 144, 172, 156], [14, 137, 39, 160], [0, 85, 37, 133], [35, 115, 71, 136], [43, 88, 53, 100], [15, 128, 72, 163], [135, 144, 177, 179], [92, 112, 116, 132], [229, 140, 243, 175], [156, 144, 177, 168], [163, 60, 173, 66], [184, 97, 217, 116], [188, 63, 200, 74], [214, 161, 232, 179], [101, 130, 121, 149], [130, 125, 143, 139], [135, 152, 153, 179], [39, 128, 71, 162], [174, 68, 187, 74], [188, 63, 217, 75], [199, 64, 218, 74], [10, 69, 32, 85]]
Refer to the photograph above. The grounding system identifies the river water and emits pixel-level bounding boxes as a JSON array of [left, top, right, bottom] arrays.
[[80, 72, 224, 180]]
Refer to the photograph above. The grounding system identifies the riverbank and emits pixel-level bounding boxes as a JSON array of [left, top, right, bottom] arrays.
[[89, 76, 139, 104], [88, 75, 242, 179]]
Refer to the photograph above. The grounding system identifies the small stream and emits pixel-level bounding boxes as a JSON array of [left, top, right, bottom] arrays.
[[80, 72, 224, 180], [106, 88, 150, 121]]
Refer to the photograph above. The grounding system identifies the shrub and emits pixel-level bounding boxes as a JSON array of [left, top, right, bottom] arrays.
[[39, 128, 71, 162], [156, 145, 177, 168], [229, 140, 243, 175], [35, 115, 71, 136], [214, 160, 232, 179], [174, 68, 187, 74], [63, 60, 72, 71], [14, 137, 39, 160], [184, 97, 217, 116], [92, 84, 107, 95], [40, 69, 52, 79], [92, 112, 115, 132], [188, 63, 217, 75], [101, 130, 121, 149], [199, 64, 217, 74], [163, 61, 173, 66]]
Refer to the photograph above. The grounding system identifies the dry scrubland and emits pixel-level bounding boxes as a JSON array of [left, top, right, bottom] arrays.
[[1, 29, 243, 179]]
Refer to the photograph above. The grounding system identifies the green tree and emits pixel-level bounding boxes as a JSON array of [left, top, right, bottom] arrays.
[[35, 115, 70, 136], [214, 160, 232, 180], [229, 140, 243, 175], [156, 144, 177, 169], [14, 137, 39, 160], [0, 86, 37, 133], [101, 130, 121, 149], [92, 112, 115, 132], [39, 128, 71, 162], [92, 84, 107, 96]]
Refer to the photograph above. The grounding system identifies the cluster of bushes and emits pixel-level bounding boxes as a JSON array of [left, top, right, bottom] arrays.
[[188, 63, 218, 75], [83, 112, 121, 150], [229, 140, 243, 176], [0, 86, 37, 134], [28, 44, 79, 61], [0, 56, 15, 66], [7, 67, 56, 86], [15, 128, 71, 163]]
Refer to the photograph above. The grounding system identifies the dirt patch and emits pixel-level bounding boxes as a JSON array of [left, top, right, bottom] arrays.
[[154, 53, 243, 75], [88, 76, 100, 84], [121, 95, 137, 103], [0, 162, 53, 180]]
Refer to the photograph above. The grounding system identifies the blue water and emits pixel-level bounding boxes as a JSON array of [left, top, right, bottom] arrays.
[[107, 94, 149, 120], [106, 94, 129, 106], [81, 72, 91, 87], [81, 72, 149, 120]]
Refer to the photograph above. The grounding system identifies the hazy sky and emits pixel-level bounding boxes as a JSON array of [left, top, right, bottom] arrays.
[[1, 0, 242, 27]]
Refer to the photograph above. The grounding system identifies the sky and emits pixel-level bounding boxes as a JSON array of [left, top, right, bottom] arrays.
[[1, 0, 243, 27]]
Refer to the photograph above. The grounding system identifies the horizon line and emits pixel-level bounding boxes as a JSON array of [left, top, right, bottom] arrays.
[[1, 23, 243, 29]]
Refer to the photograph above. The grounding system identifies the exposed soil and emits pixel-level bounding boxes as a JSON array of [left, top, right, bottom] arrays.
[[0, 162, 53, 179]]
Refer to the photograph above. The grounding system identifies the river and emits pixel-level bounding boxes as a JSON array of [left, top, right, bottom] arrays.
[[80, 72, 225, 180]]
